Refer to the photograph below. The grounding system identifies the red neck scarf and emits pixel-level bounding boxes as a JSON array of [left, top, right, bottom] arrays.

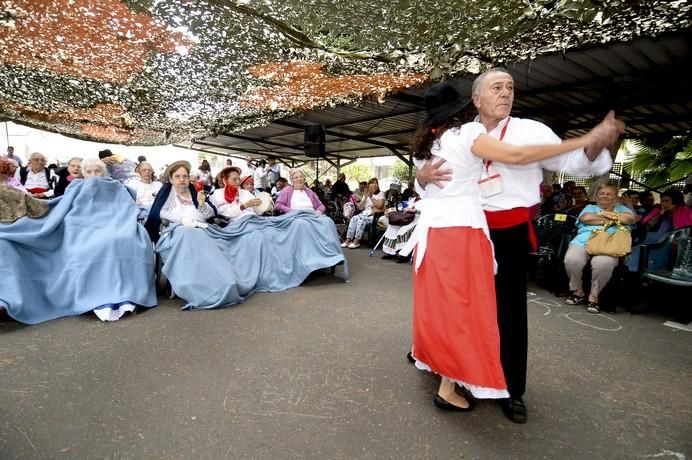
[[224, 183, 238, 203]]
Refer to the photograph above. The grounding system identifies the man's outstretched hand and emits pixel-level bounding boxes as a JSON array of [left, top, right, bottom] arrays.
[[585, 110, 626, 160]]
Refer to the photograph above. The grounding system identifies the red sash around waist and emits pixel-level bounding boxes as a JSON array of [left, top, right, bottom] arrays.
[[26, 187, 48, 194], [484, 207, 537, 251]]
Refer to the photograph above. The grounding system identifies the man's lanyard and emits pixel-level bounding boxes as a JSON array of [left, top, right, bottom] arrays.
[[483, 117, 510, 171]]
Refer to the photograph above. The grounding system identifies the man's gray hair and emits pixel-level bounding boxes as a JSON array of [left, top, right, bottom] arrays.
[[471, 67, 512, 96]]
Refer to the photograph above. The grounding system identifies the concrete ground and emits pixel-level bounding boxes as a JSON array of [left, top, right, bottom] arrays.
[[1, 248, 690, 460]]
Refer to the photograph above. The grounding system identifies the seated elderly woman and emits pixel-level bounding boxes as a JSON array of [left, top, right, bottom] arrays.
[[341, 178, 385, 249], [81, 157, 109, 178], [628, 189, 692, 273], [0, 165, 156, 324], [145, 160, 215, 241], [641, 189, 692, 232], [53, 157, 82, 197], [0, 157, 26, 192], [274, 168, 326, 215], [563, 183, 636, 313], [125, 161, 162, 217], [381, 194, 420, 262], [210, 166, 262, 222], [150, 167, 347, 310]]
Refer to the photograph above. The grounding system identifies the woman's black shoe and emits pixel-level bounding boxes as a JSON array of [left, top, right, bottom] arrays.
[[406, 351, 415, 363], [433, 394, 475, 412], [395, 255, 411, 263]]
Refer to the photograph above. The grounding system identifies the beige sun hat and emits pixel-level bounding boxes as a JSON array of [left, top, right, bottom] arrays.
[[163, 160, 192, 183]]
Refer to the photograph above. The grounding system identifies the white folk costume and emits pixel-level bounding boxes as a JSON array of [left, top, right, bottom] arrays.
[[210, 186, 257, 222], [402, 122, 508, 399]]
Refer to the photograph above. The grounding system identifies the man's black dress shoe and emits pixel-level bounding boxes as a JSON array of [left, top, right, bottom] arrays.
[[499, 397, 528, 424], [433, 394, 475, 412]]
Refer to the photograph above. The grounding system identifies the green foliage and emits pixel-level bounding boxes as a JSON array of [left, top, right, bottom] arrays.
[[628, 135, 692, 188], [341, 162, 373, 183], [392, 160, 412, 183]]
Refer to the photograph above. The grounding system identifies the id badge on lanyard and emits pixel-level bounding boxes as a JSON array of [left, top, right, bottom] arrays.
[[479, 118, 509, 198]]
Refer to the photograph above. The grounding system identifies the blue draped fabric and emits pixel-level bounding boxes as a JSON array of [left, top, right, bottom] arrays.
[[0, 178, 157, 324], [156, 210, 349, 310]]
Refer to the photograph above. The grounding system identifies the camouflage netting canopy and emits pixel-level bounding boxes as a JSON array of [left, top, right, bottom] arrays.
[[0, 0, 690, 145]]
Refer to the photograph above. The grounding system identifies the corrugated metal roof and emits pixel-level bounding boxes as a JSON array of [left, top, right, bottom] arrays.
[[185, 33, 691, 165]]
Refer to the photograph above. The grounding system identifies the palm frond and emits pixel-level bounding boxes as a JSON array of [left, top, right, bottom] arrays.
[[627, 134, 692, 187]]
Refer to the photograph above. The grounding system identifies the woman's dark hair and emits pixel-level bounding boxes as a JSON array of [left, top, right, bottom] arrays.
[[367, 177, 380, 194], [639, 190, 653, 200], [661, 189, 685, 206], [410, 117, 464, 160], [199, 160, 211, 172]]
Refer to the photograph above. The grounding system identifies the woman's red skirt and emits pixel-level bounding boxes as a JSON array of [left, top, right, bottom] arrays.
[[412, 226, 507, 397]]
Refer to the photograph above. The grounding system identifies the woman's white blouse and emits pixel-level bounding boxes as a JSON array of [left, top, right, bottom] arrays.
[[290, 189, 314, 210], [401, 122, 493, 272], [126, 178, 162, 206], [160, 190, 214, 224], [210, 188, 256, 220], [362, 191, 385, 215]]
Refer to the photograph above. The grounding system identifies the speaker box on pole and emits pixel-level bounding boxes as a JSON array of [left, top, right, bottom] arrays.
[[304, 124, 326, 158]]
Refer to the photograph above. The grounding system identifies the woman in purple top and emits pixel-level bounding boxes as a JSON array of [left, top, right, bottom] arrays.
[[274, 168, 326, 215]]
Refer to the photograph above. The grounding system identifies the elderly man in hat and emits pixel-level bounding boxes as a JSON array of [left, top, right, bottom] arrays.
[[15, 152, 58, 198], [415, 70, 623, 424]]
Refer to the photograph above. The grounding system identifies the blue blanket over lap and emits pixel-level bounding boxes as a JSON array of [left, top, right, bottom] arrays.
[[0, 178, 157, 324], [156, 210, 349, 310]]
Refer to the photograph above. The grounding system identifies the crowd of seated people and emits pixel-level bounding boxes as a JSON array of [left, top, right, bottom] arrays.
[[627, 188, 692, 274], [340, 178, 386, 249], [538, 180, 589, 217], [309, 175, 418, 253], [4, 145, 689, 326], [146, 164, 346, 310], [1, 151, 352, 323], [533, 179, 692, 315], [0, 154, 156, 323]]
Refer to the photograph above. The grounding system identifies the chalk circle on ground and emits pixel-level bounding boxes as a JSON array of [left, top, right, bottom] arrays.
[[565, 312, 623, 331], [528, 297, 564, 316]]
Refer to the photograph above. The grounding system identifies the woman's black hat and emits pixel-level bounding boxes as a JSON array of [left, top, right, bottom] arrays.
[[422, 81, 470, 127]]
